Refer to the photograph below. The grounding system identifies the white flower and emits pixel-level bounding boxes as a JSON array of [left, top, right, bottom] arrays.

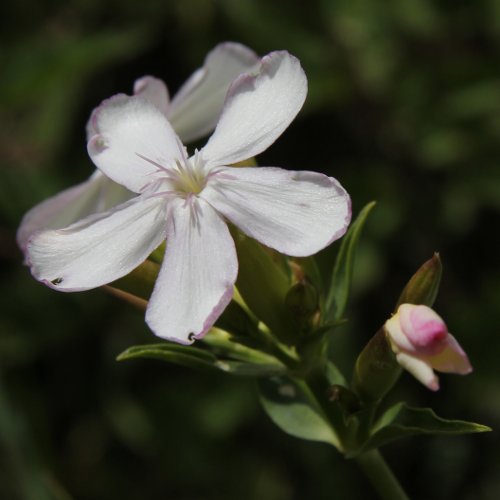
[[385, 304, 472, 390], [26, 51, 351, 344], [17, 42, 260, 249]]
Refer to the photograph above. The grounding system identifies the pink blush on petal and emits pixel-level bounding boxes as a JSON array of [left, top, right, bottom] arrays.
[[401, 305, 448, 355]]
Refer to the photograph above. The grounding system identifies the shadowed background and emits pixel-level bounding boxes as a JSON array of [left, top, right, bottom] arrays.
[[1, 0, 499, 498]]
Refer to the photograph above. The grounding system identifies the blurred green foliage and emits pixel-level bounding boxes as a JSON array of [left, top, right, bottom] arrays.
[[1, 0, 499, 498]]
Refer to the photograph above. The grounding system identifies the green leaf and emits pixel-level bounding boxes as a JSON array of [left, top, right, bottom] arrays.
[[258, 376, 341, 448], [353, 402, 491, 456], [325, 201, 376, 322], [325, 361, 347, 386], [117, 334, 287, 377], [117, 343, 219, 372]]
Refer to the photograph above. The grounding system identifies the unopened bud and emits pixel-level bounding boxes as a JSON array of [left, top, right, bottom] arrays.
[[285, 281, 319, 322], [385, 304, 472, 391]]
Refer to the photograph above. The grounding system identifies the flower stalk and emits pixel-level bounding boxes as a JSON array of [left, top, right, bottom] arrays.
[[355, 450, 410, 500]]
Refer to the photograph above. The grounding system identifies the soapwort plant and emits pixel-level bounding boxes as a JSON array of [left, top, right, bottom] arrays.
[[18, 44, 489, 500]]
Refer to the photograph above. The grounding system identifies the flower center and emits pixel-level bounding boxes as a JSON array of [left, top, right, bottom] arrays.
[[171, 156, 206, 196], [136, 150, 208, 198]]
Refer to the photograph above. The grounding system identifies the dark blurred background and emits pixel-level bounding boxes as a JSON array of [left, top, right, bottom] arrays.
[[1, 0, 499, 499]]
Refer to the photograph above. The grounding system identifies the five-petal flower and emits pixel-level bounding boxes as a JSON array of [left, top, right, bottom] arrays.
[[385, 303, 472, 390], [17, 42, 259, 249], [25, 51, 351, 344]]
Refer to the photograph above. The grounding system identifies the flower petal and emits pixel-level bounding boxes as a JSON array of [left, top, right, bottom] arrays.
[[429, 334, 473, 375], [88, 94, 185, 193], [399, 304, 448, 355], [145, 197, 237, 344], [17, 171, 133, 251], [134, 76, 170, 115], [85, 77, 170, 140], [396, 352, 440, 391], [201, 51, 307, 166], [201, 166, 351, 256], [385, 313, 416, 353], [167, 42, 259, 143], [26, 195, 168, 291]]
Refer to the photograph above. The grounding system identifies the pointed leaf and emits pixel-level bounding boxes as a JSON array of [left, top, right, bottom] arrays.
[[258, 376, 341, 448], [355, 402, 491, 456], [117, 343, 219, 371], [325, 360, 347, 386], [325, 202, 376, 322], [118, 333, 287, 377]]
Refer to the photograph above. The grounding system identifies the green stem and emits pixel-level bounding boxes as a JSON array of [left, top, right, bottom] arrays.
[[355, 449, 410, 500], [302, 371, 408, 499], [356, 402, 377, 444]]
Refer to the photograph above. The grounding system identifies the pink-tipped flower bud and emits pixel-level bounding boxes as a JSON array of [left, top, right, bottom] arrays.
[[384, 304, 472, 391]]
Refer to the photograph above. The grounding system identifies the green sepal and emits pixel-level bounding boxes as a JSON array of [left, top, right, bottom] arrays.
[[325, 201, 376, 322], [352, 253, 443, 404], [396, 253, 442, 309], [233, 232, 298, 344], [352, 328, 401, 403], [258, 375, 341, 449], [348, 402, 491, 457]]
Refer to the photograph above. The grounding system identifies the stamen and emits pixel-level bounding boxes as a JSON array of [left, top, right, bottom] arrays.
[[135, 152, 170, 173], [135, 151, 207, 196], [149, 190, 177, 199], [175, 137, 188, 162]]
